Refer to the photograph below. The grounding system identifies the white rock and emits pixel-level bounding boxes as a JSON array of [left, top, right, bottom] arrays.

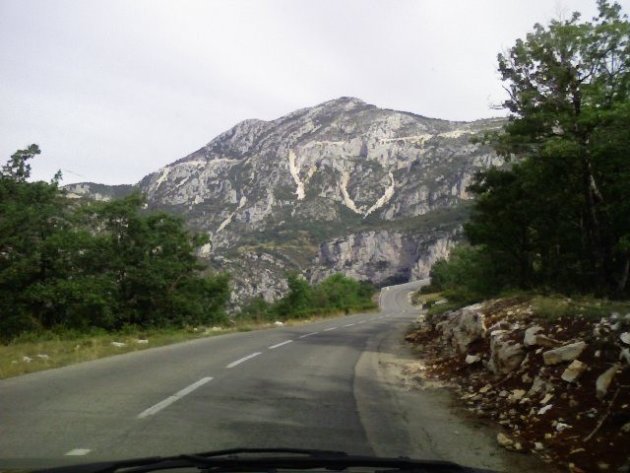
[[534, 442, 544, 450], [22, 356, 32, 363], [621, 421, 630, 433], [111, 341, 126, 347], [596, 363, 620, 399], [508, 389, 526, 402], [555, 422, 571, 432], [542, 341, 587, 365], [450, 304, 487, 353], [488, 331, 524, 374], [621, 348, 630, 364], [538, 404, 553, 415], [465, 354, 481, 365], [528, 376, 553, 397], [561, 359, 588, 383], [274, 321, 284, 327], [36, 353, 50, 360], [540, 393, 554, 405], [496, 432, 513, 448], [524, 325, 544, 346], [620, 332, 630, 345], [135, 339, 149, 344]]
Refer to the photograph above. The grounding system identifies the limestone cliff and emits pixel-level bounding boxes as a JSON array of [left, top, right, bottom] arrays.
[[65, 98, 504, 303]]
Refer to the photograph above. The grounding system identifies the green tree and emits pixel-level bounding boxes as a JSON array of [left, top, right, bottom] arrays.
[[427, 246, 498, 302], [275, 272, 313, 316], [468, 1, 630, 296], [0, 147, 230, 341], [0, 145, 71, 338], [91, 194, 229, 328]]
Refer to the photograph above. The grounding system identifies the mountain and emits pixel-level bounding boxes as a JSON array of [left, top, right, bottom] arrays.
[[65, 97, 504, 304]]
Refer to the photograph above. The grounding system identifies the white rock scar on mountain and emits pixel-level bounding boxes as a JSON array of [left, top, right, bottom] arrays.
[[155, 166, 171, 188], [217, 195, 248, 233], [288, 150, 307, 200], [340, 170, 363, 214], [364, 171, 395, 217]]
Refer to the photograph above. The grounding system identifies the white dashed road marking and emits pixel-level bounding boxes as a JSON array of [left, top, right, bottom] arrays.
[[65, 449, 91, 456], [343, 323, 355, 327], [269, 340, 293, 349], [323, 327, 337, 331], [299, 332, 319, 339], [226, 352, 262, 369], [137, 377, 213, 419]]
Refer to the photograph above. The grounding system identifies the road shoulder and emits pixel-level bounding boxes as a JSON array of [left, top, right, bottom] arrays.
[[354, 317, 557, 472]]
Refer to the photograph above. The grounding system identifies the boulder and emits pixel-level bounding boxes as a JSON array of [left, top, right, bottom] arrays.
[[488, 331, 524, 374], [596, 363, 620, 399], [434, 303, 486, 354], [451, 304, 487, 353], [561, 359, 588, 383], [542, 341, 587, 365]]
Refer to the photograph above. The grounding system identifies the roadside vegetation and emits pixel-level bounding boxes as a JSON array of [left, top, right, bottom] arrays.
[[421, 1, 630, 308], [239, 273, 376, 322], [0, 301, 376, 380], [0, 148, 376, 358], [0, 146, 231, 343]]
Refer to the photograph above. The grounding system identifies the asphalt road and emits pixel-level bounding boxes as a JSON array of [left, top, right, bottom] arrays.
[[0, 280, 429, 466]]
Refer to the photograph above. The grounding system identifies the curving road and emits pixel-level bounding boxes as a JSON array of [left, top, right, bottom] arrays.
[[0, 280, 426, 465], [0, 280, 547, 472]]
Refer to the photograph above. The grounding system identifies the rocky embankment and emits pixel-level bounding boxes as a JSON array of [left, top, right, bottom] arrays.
[[405, 297, 630, 472]]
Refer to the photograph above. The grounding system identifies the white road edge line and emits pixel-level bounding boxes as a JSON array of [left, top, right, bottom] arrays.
[[298, 332, 319, 339], [65, 449, 91, 456], [323, 327, 337, 331], [343, 323, 355, 327], [226, 352, 262, 369], [137, 377, 213, 419], [269, 340, 293, 349]]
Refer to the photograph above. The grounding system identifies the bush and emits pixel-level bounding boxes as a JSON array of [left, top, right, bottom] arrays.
[[427, 245, 500, 304], [239, 273, 377, 322]]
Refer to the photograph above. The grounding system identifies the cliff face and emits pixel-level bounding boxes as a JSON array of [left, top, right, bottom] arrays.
[[310, 230, 458, 287], [66, 98, 504, 303]]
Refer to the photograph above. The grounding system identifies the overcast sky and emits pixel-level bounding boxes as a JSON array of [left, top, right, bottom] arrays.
[[1, 0, 624, 184]]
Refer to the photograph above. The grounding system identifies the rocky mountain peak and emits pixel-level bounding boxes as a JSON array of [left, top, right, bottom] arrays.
[[69, 98, 505, 304]]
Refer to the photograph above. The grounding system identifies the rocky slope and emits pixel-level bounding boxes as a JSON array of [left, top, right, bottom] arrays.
[[405, 298, 630, 472], [66, 97, 504, 303]]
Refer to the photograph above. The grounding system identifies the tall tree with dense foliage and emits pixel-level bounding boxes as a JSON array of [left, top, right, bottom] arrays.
[[0, 147, 229, 342], [467, 1, 630, 296]]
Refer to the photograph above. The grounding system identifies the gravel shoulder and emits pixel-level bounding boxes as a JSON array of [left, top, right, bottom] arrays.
[[355, 315, 557, 473]]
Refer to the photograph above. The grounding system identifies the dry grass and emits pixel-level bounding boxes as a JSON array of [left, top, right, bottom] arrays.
[[531, 294, 630, 321]]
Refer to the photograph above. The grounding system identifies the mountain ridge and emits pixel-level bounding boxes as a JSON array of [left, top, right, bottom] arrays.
[[65, 97, 505, 304]]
